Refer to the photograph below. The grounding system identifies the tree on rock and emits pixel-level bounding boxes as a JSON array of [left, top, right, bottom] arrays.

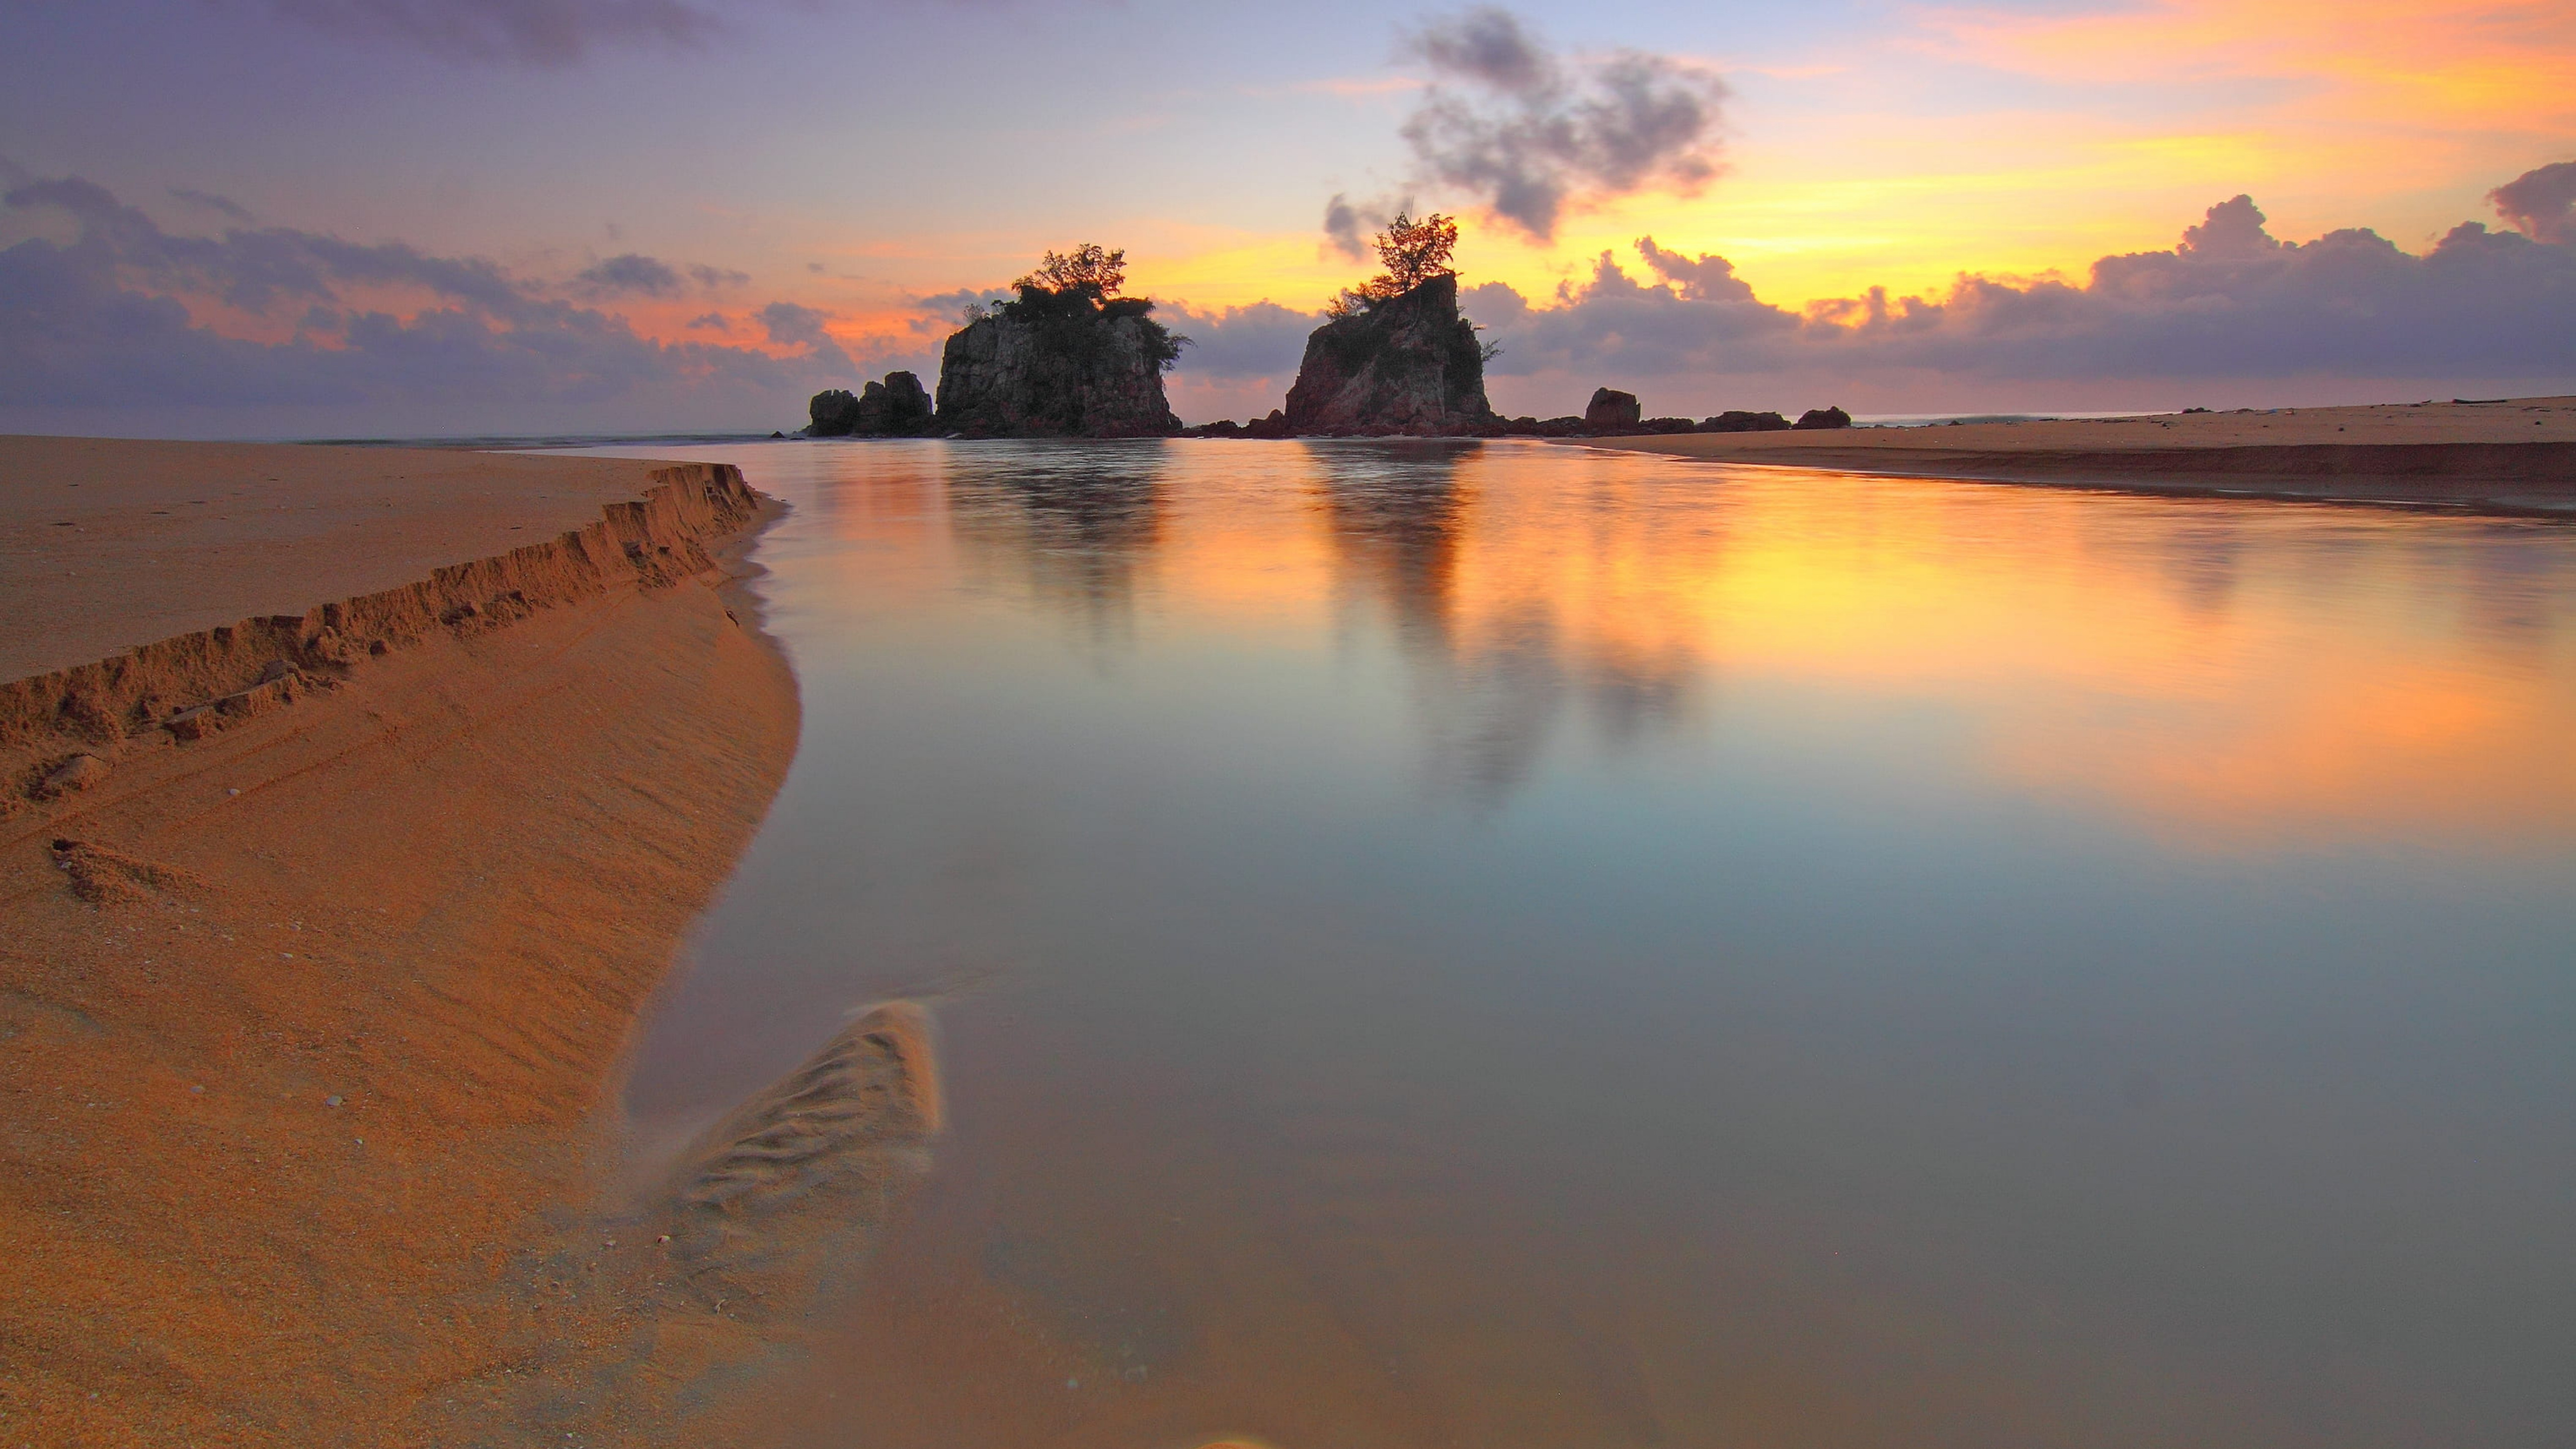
[[1286, 213, 1494, 434], [1331, 211, 1462, 315], [933, 244, 1188, 437], [1015, 244, 1128, 302]]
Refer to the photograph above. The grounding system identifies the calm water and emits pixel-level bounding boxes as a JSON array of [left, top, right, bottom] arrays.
[[589, 439, 2575, 1448]]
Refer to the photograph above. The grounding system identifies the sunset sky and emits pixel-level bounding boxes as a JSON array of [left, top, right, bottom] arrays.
[[4, 0, 2572, 433]]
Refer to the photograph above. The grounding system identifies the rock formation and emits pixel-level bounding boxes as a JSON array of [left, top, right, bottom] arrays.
[[1794, 406, 1854, 430], [934, 293, 1184, 438], [1585, 388, 1642, 431], [1281, 275, 1495, 435], [809, 372, 935, 437], [1702, 410, 1792, 433]]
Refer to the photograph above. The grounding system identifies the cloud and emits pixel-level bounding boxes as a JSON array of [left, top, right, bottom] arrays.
[[757, 299, 854, 371], [258, 0, 725, 66], [2491, 160, 2576, 245], [575, 252, 680, 295], [685, 311, 730, 331], [0, 172, 852, 435], [1459, 192, 2576, 399], [1160, 300, 1326, 379], [7, 175, 533, 317], [1395, 7, 1728, 240], [1319, 191, 1415, 262], [1633, 235, 1754, 302], [572, 252, 749, 297], [168, 188, 257, 224]]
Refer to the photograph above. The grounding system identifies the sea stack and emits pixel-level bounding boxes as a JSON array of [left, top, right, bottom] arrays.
[[1281, 274, 1496, 435], [931, 246, 1186, 438]]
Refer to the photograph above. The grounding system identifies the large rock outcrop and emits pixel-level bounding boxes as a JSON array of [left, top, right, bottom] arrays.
[[810, 372, 935, 437], [934, 295, 1183, 438], [1281, 275, 1495, 435]]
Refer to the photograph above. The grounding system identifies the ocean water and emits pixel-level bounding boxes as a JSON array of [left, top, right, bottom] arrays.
[[582, 438, 2576, 1448]]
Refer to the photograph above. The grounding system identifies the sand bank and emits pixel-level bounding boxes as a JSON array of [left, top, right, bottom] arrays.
[[1579, 396, 2576, 511], [0, 439, 805, 1444]]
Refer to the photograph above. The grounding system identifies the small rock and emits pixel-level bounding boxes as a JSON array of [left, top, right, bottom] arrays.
[[326, 1095, 343, 1107], [1585, 387, 1643, 431], [40, 754, 110, 797], [257, 658, 300, 685]]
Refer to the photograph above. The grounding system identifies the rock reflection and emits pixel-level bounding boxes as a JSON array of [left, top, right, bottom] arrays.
[[1313, 440, 1708, 808], [942, 441, 1169, 650]]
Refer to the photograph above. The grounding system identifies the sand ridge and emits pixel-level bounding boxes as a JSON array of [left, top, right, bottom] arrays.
[[0, 440, 813, 1445]]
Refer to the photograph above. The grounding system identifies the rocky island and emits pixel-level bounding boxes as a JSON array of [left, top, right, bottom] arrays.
[[933, 245, 1186, 437]]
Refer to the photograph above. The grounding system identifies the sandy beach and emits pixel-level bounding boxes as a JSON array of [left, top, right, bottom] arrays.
[[1579, 396, 2576, 511], [0, 438, 809, 1444]]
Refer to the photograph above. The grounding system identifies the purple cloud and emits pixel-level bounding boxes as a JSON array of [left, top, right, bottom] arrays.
[[2490, 160, 2576, 246], [258, 0, 724, 67], [573, 252, 750, 297], [0, 173, 854, 435], [1460, 194, 2576, 397], [1397, 8, 1728, 241]]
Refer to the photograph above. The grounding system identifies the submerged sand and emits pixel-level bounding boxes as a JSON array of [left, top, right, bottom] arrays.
[[0, 439, 812, 1444], [1580, 395, 2576, 511]]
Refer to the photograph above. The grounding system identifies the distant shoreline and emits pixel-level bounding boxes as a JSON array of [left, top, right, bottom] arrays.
[[1574, 395, 2576, 515]]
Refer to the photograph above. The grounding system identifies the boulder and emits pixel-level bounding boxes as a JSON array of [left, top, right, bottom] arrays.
[[808, 372, 937, 437], [935, 292, 1184, 438], [808, 388, 862, 436], [1584, 388, 1642, 432], [1700, 410, 1793, 433], [1793, 406, 1853, 430], [1281, 275, 1495, 435], [1639, 416, 1698, 434]]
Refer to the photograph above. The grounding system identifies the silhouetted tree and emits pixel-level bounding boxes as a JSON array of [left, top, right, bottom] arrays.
[[983, 243, 1188, 372], [1327, 210, 1463, 315], [1015, 244, 1127, 301]]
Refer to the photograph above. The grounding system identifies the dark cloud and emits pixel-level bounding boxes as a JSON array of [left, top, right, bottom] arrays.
[[571, 252, 749, 297], [7, 175, 533, 317], [0, 172, 852, 435], [1464, 193, 2576, 397], [757, 299, 853, 371], [2490, 160, 2576, 246], [1320, 191, 1417, 263], [1396, 7, 1727, 241], [575, 251, 681, 295], [260, 0, 723, 67], [685, 311, 730, 331], [169, 187, 256, 224]]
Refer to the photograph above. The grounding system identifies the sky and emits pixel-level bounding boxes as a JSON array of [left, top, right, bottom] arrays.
[[2, 0, 2572, 434]]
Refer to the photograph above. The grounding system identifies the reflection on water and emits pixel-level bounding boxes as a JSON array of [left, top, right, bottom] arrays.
[[600, 439, 2576, 1448]]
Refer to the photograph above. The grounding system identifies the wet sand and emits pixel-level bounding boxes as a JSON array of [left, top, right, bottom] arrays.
[[1580, 396, 2576, 511], [0, 439, 812, 1444]]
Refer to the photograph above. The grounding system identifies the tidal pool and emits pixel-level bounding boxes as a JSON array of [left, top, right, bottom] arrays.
[[591, 438, 2576, 1448]]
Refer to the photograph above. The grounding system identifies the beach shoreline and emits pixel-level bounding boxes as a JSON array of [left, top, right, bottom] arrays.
[[0, 438, 802, 1445], [1572, 396, 2576, 514]]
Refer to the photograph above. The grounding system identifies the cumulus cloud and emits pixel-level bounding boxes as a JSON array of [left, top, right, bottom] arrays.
[[1461, 193, 2576, 400], [1395, 7, 1727, 240], [1160, 300, 1326, 379], [0, 173, 853, 435], [2490, 160, 2576, 246], [1633, 235, 1753, 302], [258, 0, 723, 66]]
